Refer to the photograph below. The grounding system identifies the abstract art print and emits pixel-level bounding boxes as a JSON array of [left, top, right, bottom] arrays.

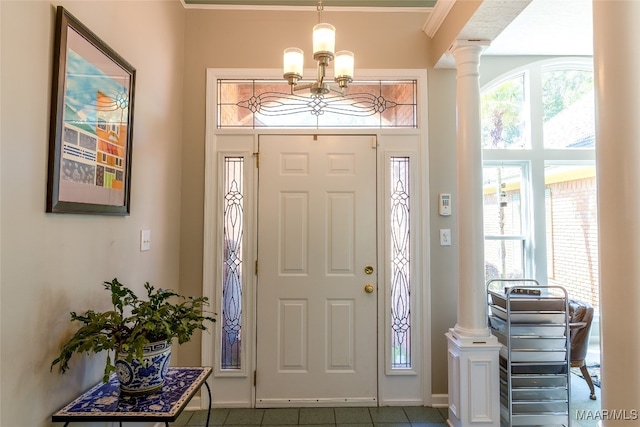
[[47, 6, 135, 215]]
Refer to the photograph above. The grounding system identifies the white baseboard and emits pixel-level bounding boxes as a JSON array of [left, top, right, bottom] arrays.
[[430, 393, 449, 408], [186, 396, 203, 410], [378, 398, 425, 407]]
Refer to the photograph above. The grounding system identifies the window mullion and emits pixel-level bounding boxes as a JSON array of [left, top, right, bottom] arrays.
[[529, 64, 545, 152]]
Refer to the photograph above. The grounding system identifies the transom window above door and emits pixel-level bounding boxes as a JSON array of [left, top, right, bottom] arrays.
[[217, 79, 417, 129]]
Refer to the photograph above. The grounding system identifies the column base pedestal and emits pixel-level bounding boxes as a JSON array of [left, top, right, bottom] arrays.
[[446, 329, 501, 427]]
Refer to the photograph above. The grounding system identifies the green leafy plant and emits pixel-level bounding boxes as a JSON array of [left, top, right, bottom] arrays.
[[51, 278, 216, 382]]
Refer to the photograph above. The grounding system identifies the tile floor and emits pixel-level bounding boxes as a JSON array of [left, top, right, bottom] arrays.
[[176, 360, 601, 427], [173, 406, 449, 427], [175, 374, 602, 427]]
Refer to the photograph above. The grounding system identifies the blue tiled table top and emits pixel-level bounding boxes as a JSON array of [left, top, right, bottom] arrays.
[[52, 367, 212, 423]]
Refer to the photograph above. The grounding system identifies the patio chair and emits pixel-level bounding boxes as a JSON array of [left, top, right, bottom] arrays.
[[568, 299, 597, 400]]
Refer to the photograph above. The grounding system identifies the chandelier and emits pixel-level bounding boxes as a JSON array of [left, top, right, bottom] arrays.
[[283, 0, 354, 95]]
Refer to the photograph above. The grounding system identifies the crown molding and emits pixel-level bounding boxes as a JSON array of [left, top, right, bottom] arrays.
[[422, 0, 455, 38]]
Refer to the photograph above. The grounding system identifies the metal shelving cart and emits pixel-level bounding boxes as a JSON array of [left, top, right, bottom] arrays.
[[487, 279, 571, 427]]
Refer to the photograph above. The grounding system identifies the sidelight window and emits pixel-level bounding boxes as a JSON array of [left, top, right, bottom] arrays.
[[222, 157, 244, 369], [390, 156, 411, 369]]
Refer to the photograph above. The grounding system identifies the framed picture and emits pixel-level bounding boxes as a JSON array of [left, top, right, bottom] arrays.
[[47, 6, 136, 215]]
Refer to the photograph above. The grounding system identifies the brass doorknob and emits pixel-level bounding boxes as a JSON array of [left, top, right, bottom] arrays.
[[364, 284, 375, 293]]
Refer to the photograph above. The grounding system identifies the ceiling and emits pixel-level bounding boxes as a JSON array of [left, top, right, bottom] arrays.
[[484, 0, 593, 56], [181, 0, 593, 57]]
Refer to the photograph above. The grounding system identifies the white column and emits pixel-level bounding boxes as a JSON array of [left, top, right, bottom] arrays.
[[446, 40, 499, 427], [593, 2, 640, 426], [451, 41, 492, 338]]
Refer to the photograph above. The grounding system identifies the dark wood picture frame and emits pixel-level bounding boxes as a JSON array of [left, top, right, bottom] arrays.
[[47, 6, 136, 215]]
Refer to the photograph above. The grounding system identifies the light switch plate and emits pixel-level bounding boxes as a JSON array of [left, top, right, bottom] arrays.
[[440, 229, 451, 246], [140, 229, 151, 251]]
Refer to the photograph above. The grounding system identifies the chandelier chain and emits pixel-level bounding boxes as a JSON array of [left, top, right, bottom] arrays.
[[317, 0, 323, 22]]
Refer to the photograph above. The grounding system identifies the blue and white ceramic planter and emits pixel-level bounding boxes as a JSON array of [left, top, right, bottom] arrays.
[[115, 340, 172, 394]]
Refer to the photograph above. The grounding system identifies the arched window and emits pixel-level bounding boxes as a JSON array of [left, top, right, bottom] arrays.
[[481, 59, 599, 310]]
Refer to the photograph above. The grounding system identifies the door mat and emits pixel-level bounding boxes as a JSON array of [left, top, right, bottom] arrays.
[[571, 364, 601, 388]]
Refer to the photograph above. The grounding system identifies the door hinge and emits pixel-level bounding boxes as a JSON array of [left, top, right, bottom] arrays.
[[254, 370, 257, 386], [255, 260, 258, 275], [253, 151, 259, 168]]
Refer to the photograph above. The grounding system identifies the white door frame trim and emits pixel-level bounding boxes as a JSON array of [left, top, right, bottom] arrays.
[[202, 68, 431, 407]]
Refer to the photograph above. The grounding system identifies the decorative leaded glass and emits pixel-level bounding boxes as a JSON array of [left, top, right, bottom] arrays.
[[390, 157, 411, 369], [222, 157, 243, 369], [218, 79, 417, 129]]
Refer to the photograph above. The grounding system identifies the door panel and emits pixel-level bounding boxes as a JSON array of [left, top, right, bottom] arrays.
[[256, 134, 377, 406]]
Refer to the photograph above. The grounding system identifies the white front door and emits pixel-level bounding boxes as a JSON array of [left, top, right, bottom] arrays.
[[256, 134, 378, 407]]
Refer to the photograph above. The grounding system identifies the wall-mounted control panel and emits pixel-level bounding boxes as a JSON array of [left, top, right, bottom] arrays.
[[439, 193, 452, 216]]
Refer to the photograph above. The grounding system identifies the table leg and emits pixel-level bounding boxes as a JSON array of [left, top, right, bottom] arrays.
[[204, 380, 212, 427]]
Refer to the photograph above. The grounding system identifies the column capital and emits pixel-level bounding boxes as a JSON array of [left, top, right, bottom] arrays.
[[447, 39, 490, 56], [449, 40, 490, 77]]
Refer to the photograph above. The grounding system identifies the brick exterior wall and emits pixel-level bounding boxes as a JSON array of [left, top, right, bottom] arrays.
[[484, 176, 600, 311], [546, 177, 599, 310]]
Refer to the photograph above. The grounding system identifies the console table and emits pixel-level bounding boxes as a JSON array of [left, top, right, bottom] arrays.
[[52, 367, 212, 426]]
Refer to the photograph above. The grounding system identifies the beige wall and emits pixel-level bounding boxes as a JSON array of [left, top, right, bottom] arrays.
[[426, 68, 459, 395], [0, 1, 185, 426]]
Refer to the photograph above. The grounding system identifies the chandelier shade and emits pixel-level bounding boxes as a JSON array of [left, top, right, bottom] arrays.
[[334, 50, 354, 86], [283, 0, 354, 95], [312, 23, 335, 57], [283, 47, 304, 78]]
